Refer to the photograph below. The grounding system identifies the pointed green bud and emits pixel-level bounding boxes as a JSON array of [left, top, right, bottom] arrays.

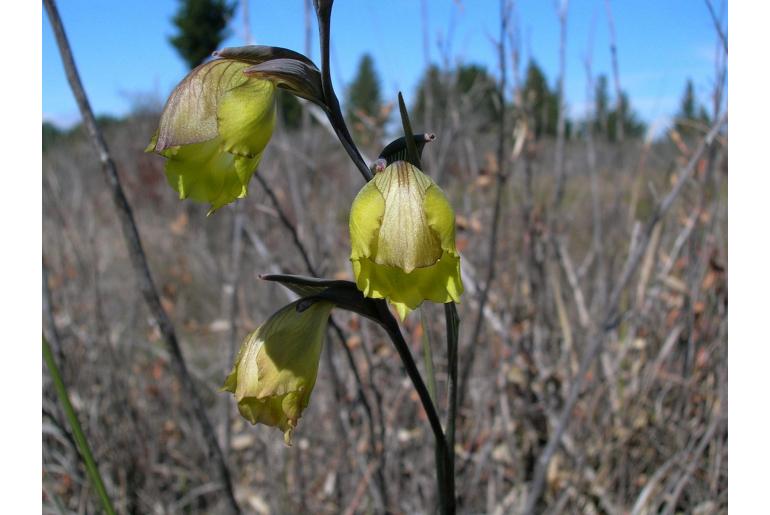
[[147, 58, 276, 213], [349, 161, 464, 320], [222, 299, 334, 445]]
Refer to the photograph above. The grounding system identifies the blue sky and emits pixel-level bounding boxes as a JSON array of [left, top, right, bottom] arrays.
[[43, 0, 725, 130]]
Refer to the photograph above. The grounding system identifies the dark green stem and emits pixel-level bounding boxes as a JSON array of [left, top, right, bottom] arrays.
[[421, 308, 445, 514], [420, 308, 438, 403], [375, 302, 454, 514], [313, 0, 372, 182], [43, 336, 116, 515], [398, 92, 423, 170], [445, 302, 460, 510]]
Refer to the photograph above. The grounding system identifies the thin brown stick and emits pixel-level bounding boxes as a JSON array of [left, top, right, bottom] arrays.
[[704, 0, 728, 55], [661, 415, 724, 515], [552, 0, 570, 209], [604, 0, 625, 146], [43, 1, 240, 512], [583, 48, 608, 317], [459, 0, 513, 408]]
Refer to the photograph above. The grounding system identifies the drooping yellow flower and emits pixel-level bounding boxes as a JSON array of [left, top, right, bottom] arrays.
[[147, 58, 276, 213], [222, 299, 334, 445], [349, 160, 463, 319]]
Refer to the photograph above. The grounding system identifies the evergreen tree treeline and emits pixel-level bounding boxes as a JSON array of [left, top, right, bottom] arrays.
[[346, 54, 385, 146], [169, 0, 235, 70], [673, 79, 711, 138]]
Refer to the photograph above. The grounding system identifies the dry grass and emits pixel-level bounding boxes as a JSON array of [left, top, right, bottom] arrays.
[[43, 92, 727, 513]]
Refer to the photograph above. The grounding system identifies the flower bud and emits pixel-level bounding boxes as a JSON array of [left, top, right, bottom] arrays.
[[222, 299, 334, 444], [349, 161, 463, 319]]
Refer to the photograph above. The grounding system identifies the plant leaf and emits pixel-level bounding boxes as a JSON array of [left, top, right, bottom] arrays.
[[244, 58, 326, 109], [260, 274, 383, 324]]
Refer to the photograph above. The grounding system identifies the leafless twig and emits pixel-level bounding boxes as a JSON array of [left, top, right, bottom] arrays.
[[551, 0, 570, 208], [459, 0, 514, 408], [704, 0, 728, 55]]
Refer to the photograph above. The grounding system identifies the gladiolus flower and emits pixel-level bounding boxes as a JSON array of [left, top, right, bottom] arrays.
[[147, 58, 276, 213], [222, 299, 334, 445], [349, 160, 463, 319]]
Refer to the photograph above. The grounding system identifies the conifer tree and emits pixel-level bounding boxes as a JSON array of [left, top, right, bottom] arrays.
[[606, 91, 645, 141], [413, 63, 499, 130], [674, 79, 710, 137], [523, 60, 559, 138], [594, 74, 610, 136], [346, 54, 383, 144], [413, 65, 445, 123], [169, 0, 235, 69]]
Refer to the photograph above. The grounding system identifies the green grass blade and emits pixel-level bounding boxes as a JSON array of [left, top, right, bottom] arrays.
[[42, 336, 116, 515]]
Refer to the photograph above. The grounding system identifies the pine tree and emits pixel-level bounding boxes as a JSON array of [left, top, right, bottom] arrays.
[[169, 0, 235, 70], [42, 122, 62, 151], [674, 79, 710, 137], [523, 60, 559, 138], [413, 65, 445, 123], [606, 92, 645, 141], [594, 74, 610, 136], [413, 63, 499, 129], [346, 54, 383, 144], [457, 64, 499, 128]]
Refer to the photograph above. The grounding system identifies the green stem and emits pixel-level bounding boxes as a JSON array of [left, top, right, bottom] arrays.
[[313, 0, 372, 182], [375, 302, 452, 513], [420, 307, 438, 403], [421, 307, 446, 514], [43, 336, 116, 515], [444, 302, 460, 511]]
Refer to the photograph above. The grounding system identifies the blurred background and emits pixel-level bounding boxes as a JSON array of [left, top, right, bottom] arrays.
[[42, 0, 727, 513]]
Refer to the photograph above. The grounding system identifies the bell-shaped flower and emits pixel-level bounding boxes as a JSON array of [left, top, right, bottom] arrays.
[[147, 58, 276, 213], [349, 160, 463, 319], [222, 298, 334, 444]]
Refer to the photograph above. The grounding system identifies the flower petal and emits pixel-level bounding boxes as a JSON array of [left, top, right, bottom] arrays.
[[349, 179, 385, 260], [217, 79, 276, 158], [352, 250, 463, 320], [424, 184, 458, 255], [155, 60, 254, 151], [372, 161, 441, 273], [161, 138, 261, 213]]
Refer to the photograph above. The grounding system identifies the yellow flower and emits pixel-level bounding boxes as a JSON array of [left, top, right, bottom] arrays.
[[147, 58, 276, 213], [222, 299, 334, 445], [349, 160, 463, 319]]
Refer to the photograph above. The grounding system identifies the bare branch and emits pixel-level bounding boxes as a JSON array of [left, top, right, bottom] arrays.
[[459, 0, 515, 408], [704, 0, 728, 55]]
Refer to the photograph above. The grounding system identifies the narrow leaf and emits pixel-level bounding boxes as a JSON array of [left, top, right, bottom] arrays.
[[260, 274, 382, 323], [397, 92, 422, 169]]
